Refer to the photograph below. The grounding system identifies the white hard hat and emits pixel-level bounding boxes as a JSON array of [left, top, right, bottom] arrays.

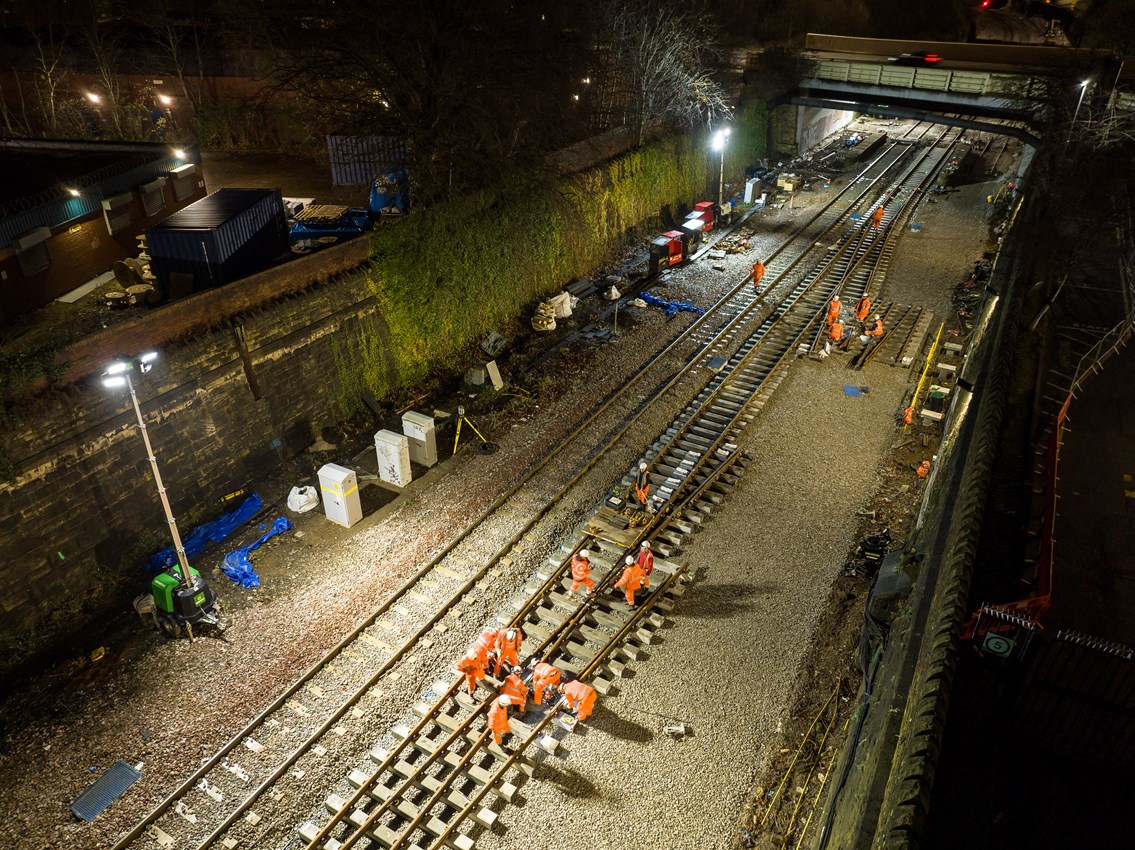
[[625, 555, 635, 565], [506, 628, 518, 641], [641, 540, 651, 549], [833, 295, 840, 301], [874, 314, 880, 320], [497, 695, 512, 706], [639, 461, 648, 469], [579, 549, 590, 559]]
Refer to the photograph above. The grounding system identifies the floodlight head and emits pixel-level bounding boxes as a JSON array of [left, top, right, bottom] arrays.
[[68, 188, 80, 197], [138, 351, 159, 372], [102, 375, 127, 389], [159, 94, 173, 105], [1081, 79, 1091, 88], [104, 359, 132, 376], [711, 129, 728, 152], [173, 148, 186, 159]]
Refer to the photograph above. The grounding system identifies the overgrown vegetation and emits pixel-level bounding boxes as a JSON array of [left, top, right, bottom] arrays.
[[339, 132, 716, 401]]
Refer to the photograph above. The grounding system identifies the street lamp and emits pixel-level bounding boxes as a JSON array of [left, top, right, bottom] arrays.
[[102, 352, 196, 592], [1067, 79, 1091, 146], [711, 127, 731, 215]]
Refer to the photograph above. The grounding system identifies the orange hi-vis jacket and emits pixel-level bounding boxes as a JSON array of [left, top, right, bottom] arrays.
[[456, 652, 486, 694], [827, 300, 841, 325], [872, 207, 885, 227], [569, 552, 594, 594], [867, 318, 884, 337], [488, 697, 512, 744], [473, 628, 500, 662], [636, 548, 655, 577], [497, 628, 524, 671], [855, 296, 871, 322], [752, 261, 766, 284], [559, 680, 597, 722], [500, 672, 529, 711], [531, 662, 561, 704], [615, 562, 649, 605], [829, 321, 845, 341], [570, 553, 591, 582]]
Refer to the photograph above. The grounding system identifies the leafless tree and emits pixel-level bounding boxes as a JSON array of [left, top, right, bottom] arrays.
[[84, 14, 127, 137], [593, 0, 729, 144], [28, 20, 70, 135], [142, 2, 212, 120]]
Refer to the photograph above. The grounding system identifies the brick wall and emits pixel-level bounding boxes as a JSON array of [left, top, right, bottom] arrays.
[[0, 264, 377, 671]]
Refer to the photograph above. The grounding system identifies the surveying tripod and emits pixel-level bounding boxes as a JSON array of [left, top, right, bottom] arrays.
[[453, 405, 489, 454]]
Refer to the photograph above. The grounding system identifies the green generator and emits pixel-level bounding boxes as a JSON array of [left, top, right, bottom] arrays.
[[151, 568, 225, 637]]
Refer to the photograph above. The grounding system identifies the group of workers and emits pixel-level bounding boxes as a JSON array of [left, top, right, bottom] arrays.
[[570, 540, 655, 606], [457, 625, 600, 745], [455, 538, 658, 746], [827, 293, 884, 348]]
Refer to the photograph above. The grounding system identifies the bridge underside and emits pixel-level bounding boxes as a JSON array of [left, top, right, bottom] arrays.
[[779, 81, 1042, 148]]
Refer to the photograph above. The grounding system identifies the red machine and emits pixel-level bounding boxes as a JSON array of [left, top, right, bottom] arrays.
[[680, 215, 705, 253], [693, 201, 717, 232], [649, 230, 686, 276]]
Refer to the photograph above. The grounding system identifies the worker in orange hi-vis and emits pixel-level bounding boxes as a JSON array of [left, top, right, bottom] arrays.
[[829, 320, 845, 343], [615, 555, 649, 606], [872, 206, 885, 229], [826, 296, 841, 327], [473, 627, 500, 669], [530, 660, 562, 705], [866, 315, 884, 337], [487, 695, 514, 745], [569, 548, 594, 596], [636, 540, 655, 579], [751, 259, 766, 289], [855, 294, 871, 323], [558, 679, 598, 723], [634, 461, 651, 509], [500, 671, 529, 712], [917, 459, 932, 478], [455, 649, 487, 695], [495, 626, 524, 676], [903, 406, 914, 426]]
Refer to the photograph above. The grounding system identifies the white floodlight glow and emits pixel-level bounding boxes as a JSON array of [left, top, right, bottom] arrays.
[[159, 94, 173, 105], [1081, 79, 1090, 88], [105, 360, 131, 375], [87, 92, 102, 104], [68, 188, 80, 197], [139, 351, 159, 364], [102, 375, 127, 388], [173, 148, 186, 159]]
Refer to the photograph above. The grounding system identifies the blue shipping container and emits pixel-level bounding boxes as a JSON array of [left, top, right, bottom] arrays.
[[147, 188, 288, 298]]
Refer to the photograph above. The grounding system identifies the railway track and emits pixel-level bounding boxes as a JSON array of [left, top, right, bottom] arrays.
[[109, 122, 965, 850]]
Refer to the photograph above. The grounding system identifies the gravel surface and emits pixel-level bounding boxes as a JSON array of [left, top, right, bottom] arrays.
[[0, 119, 1010, 850]]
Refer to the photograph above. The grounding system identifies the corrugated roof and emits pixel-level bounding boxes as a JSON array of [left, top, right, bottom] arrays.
[[149, 188, 279, 232]]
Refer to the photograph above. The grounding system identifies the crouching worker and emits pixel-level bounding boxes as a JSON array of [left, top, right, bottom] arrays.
[[558, 679, 598, 723]]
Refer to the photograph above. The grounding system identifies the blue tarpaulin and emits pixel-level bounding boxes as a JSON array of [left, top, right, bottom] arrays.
[[221, 517, 292, 588], [147, 493, 264, 572], [641, 291, 705, 318]]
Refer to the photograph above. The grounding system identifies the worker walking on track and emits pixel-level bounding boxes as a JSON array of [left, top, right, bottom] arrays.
[[751, 259, 766, 290], [872, 206, 885, 229], [530, 660, 562, 705], [615, 555, 649, 606], [866, 315, 884, 337], [558, 679, 598, 723], [488, 695, 514, 745], [496, 626, 524, 676], [500, 671, 529, 712], [456, 649, 487, 695], [855, 294, 871, 323], [634, 461, 653, 511], [826, 296, 841, 328], [569, 548, 594, 595], [636, 540, 655, 579]]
